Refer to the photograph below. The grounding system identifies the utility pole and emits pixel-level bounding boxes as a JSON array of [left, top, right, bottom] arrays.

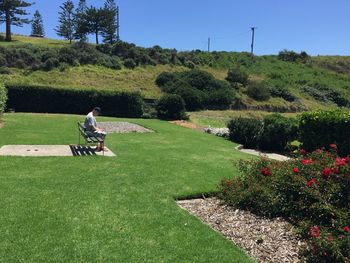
[[116, 6, 120, 41], [207, 37, 211, 52], [250, 27, 257, 55]]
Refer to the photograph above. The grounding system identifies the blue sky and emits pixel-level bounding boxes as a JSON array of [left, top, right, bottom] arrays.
[[3, 0, 350, 55]]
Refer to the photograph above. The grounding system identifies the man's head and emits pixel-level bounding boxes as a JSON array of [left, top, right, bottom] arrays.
[[92, 107, 102, 116]]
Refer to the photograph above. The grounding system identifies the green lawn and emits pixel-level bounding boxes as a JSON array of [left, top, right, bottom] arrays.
[[0, 113, 254, 262]]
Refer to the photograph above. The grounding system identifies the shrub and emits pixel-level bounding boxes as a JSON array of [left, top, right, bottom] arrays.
[[124, 58, 137, 69], [219, 149, 350, 262], [278, 49, 310, 63], [5, 84, 143, 118], [42, 58, 59, 71], [0, 82, 7, 116], [268, 86, 296, 102], [156, 94, 186, 120], [302, 85, 349, 107], [0, 66, 11, 75], [227, 117, 263, 148], [226, 67, 249, 86], [259, 114, 299, 152], [205, 88, 234, 110], [155, 72, 177, 87], [246, 81, 271, 101], [299, 110, 350, 156]]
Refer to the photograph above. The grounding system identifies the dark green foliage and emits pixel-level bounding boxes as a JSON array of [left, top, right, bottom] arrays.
[[55, 0, 75, 43], [85, 6, 105, 44], [156, 94, 186, 120], [73, 0, 88, 41], [0, 82, 7, 115], [299, 110, 350, 156], [278, 49, 310, 63], [0, 0, 33, 41], [268, 86, 297, 102], [246, 81, 271, 101], [0, 66, 11, 74], [227, 118, 263, 148], [5, 84, 143, 117], [259, 114, 299, 152], [155, 70, 234, 111], [101, 0, 118, 44], [226, 67, 249, 86], [43, 57, 59, 71], [31, 10, 44, 36], [123, 58, 136, 69], [302, 84, 349, 107]]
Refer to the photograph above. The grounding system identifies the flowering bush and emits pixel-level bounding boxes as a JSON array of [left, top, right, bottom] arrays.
[[219, 146, 350, 262], [204, 127, 229, 138]]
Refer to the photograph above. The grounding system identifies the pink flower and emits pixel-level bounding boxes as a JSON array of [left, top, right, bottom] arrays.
[[309, 226, 321, 238], [322, 168, 332, 180], [336, 157, 346, 166], [301, 159, 313, 165], [261, 167, 271, 177], [329, 144, 337, 150], [344, 156, 350, 163], [343, 226, 350, 233], [293, 167, 300, 174], [306, 178, 317, 187], [300, 149, 307, 155]]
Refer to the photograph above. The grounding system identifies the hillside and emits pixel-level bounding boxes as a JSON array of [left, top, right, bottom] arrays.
[[1, 35, 350, 110]]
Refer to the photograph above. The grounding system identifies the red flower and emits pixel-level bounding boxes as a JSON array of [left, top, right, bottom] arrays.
[[293, 167, 300, 174], [343, 226, 350, 233], [309, 226, 321, 238], [322, 167, 332, 179], [300, 149, 307, 155], [261, 167, 271, 177], [329, 144, 337, 150], [306, 178, 317, 187], [344, 156, 350, 163], [332, 168, 340, 174], [336, 157, 346, 166], [301, 159, 313, 165]]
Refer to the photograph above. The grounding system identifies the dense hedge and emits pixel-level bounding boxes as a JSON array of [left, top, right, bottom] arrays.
[[0, 82, 7, 116], [5, 84, 143, 118], [155, 69, 235, 111], [228, 114, 298, 152], [300, 110, 350, 156], [156, 94, 186, 120]]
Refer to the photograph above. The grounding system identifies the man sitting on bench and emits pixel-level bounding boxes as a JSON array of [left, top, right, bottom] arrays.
[[84, 107, 107, 151]]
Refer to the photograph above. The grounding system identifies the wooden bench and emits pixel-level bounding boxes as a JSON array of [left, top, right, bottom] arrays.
[[77, 122, 105, 155]]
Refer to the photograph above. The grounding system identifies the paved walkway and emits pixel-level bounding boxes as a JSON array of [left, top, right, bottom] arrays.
[[235, 145, 290, 161], [0, 145, 116, 157]]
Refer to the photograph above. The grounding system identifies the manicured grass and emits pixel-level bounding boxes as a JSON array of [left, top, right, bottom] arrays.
[[189, 110, 298, 128], [0, 113, 254, 262]]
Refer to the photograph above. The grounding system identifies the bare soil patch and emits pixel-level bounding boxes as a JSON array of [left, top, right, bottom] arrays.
[[169, 120, 204, 131], [177, 198, 305, 263], [97, 122, 152, 133]]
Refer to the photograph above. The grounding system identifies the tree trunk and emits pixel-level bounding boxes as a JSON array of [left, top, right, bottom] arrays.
[[5, 10, 11, 42], [95, 30, 99, 44]]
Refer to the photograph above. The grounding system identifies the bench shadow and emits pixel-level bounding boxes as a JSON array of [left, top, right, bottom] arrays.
[[70, 145, 97, 156]]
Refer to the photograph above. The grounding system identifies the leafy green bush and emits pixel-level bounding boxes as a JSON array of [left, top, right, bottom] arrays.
[[0, 82, 7, 116], [156, 94, 186, 120], [225, 67, 249, 86], [259, 114, 299, 152], [227, 117, 263, 148], [155, 72, 177, 87], [124, 58, 137, 69], [5, 84, 143, 118], [268, 86, 297, 102], [302, 85, 349, 107], [219, 149, 350, 262], [278, 49, 310, 63], [246, 81, 271, 101], [299, 110, 350, 156]]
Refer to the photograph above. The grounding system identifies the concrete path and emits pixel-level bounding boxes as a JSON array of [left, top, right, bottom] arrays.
[[0, 145, 116, 157], [235, 145, 290, 161]]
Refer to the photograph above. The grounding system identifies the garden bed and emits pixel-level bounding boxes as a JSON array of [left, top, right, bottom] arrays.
[[178, 198, 304, 263]]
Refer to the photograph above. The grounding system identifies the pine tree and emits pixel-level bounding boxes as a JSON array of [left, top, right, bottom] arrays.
[[0, 0, 33, 41], [73, 0, 88, 42], [85, 6, 105, 45], [101, 0, 118, 44], [55, 0, 75, 44], [31, 10, 44, 36]]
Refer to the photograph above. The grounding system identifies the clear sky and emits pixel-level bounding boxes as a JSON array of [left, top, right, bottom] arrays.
[[2, 0, 350, 55]]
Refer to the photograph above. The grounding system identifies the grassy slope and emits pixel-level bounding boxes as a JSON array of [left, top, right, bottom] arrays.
[[1, 35, 350, 106], [0, 34, 70, 48], [0, 113, 254, 262]]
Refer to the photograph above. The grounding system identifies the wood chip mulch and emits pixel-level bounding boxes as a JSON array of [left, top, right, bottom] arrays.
[[169, 120, 204, 131], [177, 198, 305, 263]]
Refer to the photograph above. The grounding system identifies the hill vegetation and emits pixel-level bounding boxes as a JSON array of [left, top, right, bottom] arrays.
[[1, 34, 350, 112]]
